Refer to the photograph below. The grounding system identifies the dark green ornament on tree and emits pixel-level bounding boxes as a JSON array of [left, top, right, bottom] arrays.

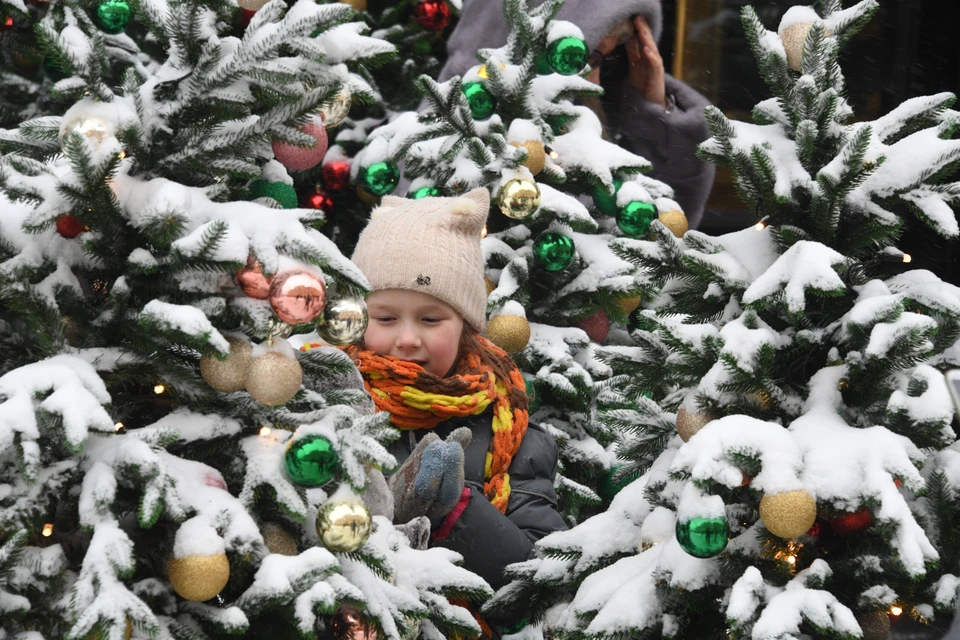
[[462, 81, 497, 120], [409, 186, 440, 199], [533, 231, 575, 272], [617, 201, 658, 238], [284, 435, 339, 487], [547, 37, 589, 76], [523, 372, 540, 414], [545, 114, 573, 136], [600, 464, 642, 500], [676, 516, 729, 558], [248, 180, 298, 209], [592, 178, 623, 216], [95, 0, 133, 34], [359, 161, 400, 197]]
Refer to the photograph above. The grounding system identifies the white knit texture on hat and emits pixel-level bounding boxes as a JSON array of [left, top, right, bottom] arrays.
[[351, 188, 490, 332]]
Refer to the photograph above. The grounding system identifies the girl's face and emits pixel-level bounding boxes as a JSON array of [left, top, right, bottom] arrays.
[[363, 289, 465, 377]]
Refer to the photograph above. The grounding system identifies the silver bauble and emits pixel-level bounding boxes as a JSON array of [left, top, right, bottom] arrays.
[[317, 296, 368, 346], [319, 87, 352, 128]]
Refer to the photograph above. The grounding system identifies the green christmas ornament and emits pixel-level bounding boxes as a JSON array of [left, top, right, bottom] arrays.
[[94, 0, 133, 34], [284, 434, 339, 487], [359, 160, 400, 197], [592, 179, 623, 217], [462, 81, 497, 120], [409, 186, 440, 199], [248, 179, 298, 209], [523, 372, 540, 414], [676, 516, 729, 558], [547, 36, 589, 75], [545, 114, 573, 136], [535, 52, 554, 75], [533, 231, 575, 272], [617, 201, 658, 238], [600, 464, 642, 500]]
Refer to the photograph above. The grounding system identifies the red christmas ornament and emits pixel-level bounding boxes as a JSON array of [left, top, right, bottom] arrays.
[[272, 120, 328, 171], [268, 269, 327, 325], [829, 507, 873, 536], [414, 0, 451, 31], [807, 519, 822, 538], [894, 477, 902, 489], [239, 8, 255, 26], [574, 310, 611, 343], [305, 188, 334, 214], [3, 16, 13, 29], [740, 473, 752, 487], [236, 255, 273, 299], [322, 160, 351, 191], [55, 214, 86, 238]]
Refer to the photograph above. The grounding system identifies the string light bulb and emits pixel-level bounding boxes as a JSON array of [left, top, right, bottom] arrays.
[[546, 146, 559, 160], [902, 253, 912, 264], [114, 422, 124, 431], [42, 523, 54, 537], [890, 606, 903, 616], [481, 225, 488, 238], [754, 215, 770, 231], [259, 426, 272, 437], [118, 150, 126, 160], [786, 555, 796, 565], [153, 384, 166, 394]]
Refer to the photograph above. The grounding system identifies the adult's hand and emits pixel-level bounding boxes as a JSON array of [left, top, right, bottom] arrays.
[[626, 16, 667, 109]]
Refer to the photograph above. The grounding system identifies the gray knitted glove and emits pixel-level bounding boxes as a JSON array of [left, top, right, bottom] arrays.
[[387, 427, 472, 524]]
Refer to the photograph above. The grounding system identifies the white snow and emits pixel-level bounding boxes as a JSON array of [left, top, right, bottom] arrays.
[[743, 241, 847, 312]]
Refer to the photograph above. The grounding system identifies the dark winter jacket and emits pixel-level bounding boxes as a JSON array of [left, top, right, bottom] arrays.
[[439, 0, 717, 229]]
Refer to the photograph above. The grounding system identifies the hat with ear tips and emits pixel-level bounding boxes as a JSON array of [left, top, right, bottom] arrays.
[[352, 188, 491, 332]]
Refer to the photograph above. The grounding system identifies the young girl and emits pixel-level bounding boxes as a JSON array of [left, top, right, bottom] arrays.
[[346, 188, 567, 634]]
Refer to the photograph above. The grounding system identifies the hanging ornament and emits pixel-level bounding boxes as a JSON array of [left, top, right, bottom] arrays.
[[356, 184, 380, 205], [284, 434, 339, 487], [599, 465, 642, 500], [316, 495, 373, 553], [89, 620, 133, 640], [200, 336, 253, 393], [409, 185, 440, 199], [617, 296, 642, 315], [322, 160, 352, 191], [238, 8, 255, 27], [511, 141, 546, 176], [574, 310, 610, 343], [760, 490, 817, 539], [237, 0, 268, 10], [462, 81, 497, 120], [338, 0, 366, 10], [359, 160, 400, 197], [535, 52, 554, 75], [268, 270, 327, 325], [779, 22, 829, 72], [94, 0, 133, 34], [676, 516, 729, 558], [318, 87, 352, 128], [261, 522, 298, 556], [55, 214, 86, 238], [546, 36, 589, 76], [168, 553, 230, 602], [331, 606, 378, 640], [498, 178, 541, 220], [855, 611, 891, 640], [202, 472, 228, 490], [316, 296, 368, 346], [592, 179, 623, 217], [478, 61, 506, 79], [414, 0, 451, 31], [245, 351, 302, 406], [829, 507, 873, 536], [272, 121, 328, 171], [523, 372, 540, 414], [676, 407, 714, 442], [658, 209, 688, 238], [248, 179, 298, 209], [60, 115, 113, 152], [533, 231, 575, 272], [617, 201, 658, 238], [484, 276, 496, 296], [236, 256, 273, 299], [305, 187, 335, 214], [485, 315, 530, 354]]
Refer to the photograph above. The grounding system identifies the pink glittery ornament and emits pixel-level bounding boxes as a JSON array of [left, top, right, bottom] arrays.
[[268, 269, 327, 325], [203, 472, 227, 491], [574, 310, 610, 343], [236, 255, 272, 299], [272, 120, 328, 171]]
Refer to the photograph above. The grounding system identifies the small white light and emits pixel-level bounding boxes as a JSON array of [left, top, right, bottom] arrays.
[[153, 384, 166, 394], [549, 149, 559, 160], [118, 150, 126, 160], [902, 253, 912, 264], [786, 555, 796, 565], [42, 523, 54, 537], [114, 422, 124, 431], [481, 226, 488, 238], [754, 221, 767, 231], [890, 606, 903, 616], [259, 426, 272, 437]]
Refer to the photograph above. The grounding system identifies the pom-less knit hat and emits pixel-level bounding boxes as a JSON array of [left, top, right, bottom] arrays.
[[351, 188, 490, 333]]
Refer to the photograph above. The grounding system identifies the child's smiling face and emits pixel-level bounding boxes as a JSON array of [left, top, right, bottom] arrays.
[[363, 289, 465, 377]]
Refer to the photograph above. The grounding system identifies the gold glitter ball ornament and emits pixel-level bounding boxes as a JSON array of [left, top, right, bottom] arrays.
[[168, 553, 230, 602], [245, 350, 303, 406], [261, 522, 298, 556], [316, 496, 373, 553], [237, 0, 268, 10], [676, 407, 715, 442], [338, 0, 366, 10], [486, 314, 531, 354], [658, 209, 688, 238], [855, 611, 891, 640], [617, 296, 642, 315], [498, 178, 541, 220], [759, 490, 817, 539], [484, 276, 497, 296], [780, 22, 830, 72], [319, 87, 352, 128], [511, 140, 546, 176], [200, 336, 252, 393]]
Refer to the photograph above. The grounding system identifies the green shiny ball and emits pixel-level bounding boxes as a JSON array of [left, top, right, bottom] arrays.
[[535, 53, 553, 76], [409, 186, 440, 199], [359, 160, 400, 197], [533, 231, 575, 272], [600, 464, 642, 500], [617, 201, 658, 238], [592, 178, 623, 217], [676, 516, 729, 558], [462, 81, 497, 120], [523, 372, 540, 414], [94, 0, 133, 34], [248, 179, 298, 209], [547, 37, 589, 76], [284, 435, 339, 487]]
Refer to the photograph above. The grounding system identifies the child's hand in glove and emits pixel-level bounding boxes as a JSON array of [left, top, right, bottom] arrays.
[[388, 427, 472, 524]]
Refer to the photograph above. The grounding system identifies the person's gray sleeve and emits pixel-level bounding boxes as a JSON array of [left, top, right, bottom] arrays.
[[617, 74, 717, 229]]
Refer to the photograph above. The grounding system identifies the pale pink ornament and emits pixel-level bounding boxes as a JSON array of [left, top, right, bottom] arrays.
[[272, 120, 329, 171], [268, 269, 327, 325], [236, 256, 272, 299], [574, 310, 610, 343], [203, 472, 227, 491]]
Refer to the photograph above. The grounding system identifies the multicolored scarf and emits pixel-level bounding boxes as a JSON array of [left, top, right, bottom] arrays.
[[341, 336, 528, 513]]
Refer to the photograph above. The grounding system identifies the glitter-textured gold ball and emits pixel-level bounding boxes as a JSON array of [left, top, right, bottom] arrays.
[[237, 0, 268, 10], [356, 183, 379, 205], [759, 490, 817, 539], [486, 314, 531, 354], [200, 336, 252, 393], [262, 522, 298, 556], [484, 276, 497, 296], [676, 407, 715, 442], [168, 553, 230, 602], [497, 178, 541, 219], [511, 140, 546, 176], [245, 351, 303, 406], [780, 22, 830, 72], [316, 496, 373, 553], [856, 611, 891, 640], [658, 210, 688, 238], [338, 0, 366, 10], [617, 296, 642, 315]]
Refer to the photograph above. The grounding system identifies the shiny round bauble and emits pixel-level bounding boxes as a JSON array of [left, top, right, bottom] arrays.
[[272, 121, 328, 171], [676, 407, 715, 442], [356, 184, 379, 205], [533, 231, 575, 272], [168, 553, 230, 602], [268, 269, 327, 325], [498, 178, 541, 220], [574, 310, 610, 343], [55, 213, 86, 238], [245, 351, 303, 406], [523, 372, 540, 414], [546, 36, 589, 76], [759, 490, 818, 539], [600, 464, 642, 500], [60, 114, 113, 152], [322, 160, 352, 191], [855, 611, 891, 640], [248, 179, 298, 209], [462, 81, 497, 120], [261, 522, 298, 556], [94, 0, 133, 34], [316, 295, 368, 346], [305, 187, 335, 214], [199, 336, 253, 393], [319, 87, 352, 128], [617, 201, 658, 238], [618, 296, 642, 315], [485, 315, 530, 354], [330, 606, 378, 640], [316, 496, 373, 553], [237, 0, 268, 10], [592, 179, 622, 217], [284, 434, 339, 487], [359, 160, 400, 197], [676, 516, 729, 558], [512, 140, 546, 176], [238, 8, 255, 27], [338, 0, 366, 10], [829, 507, 873, 536], [484, 276, 496, 296], [409, 185, 440, 199], [236, 256, 272, 299], [414, 0, 451, 31], [658, 209, 688, 238]]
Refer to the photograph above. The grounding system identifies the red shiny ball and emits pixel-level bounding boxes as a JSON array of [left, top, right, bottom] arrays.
[[306, 189, 334, 214], [414, 0, 451, 32], [574, 310, 611, 343], [55, 214, 86, 238], [239, 8, 255, 26], [322, 160, 351, 191], [829, 507, 873, 536]]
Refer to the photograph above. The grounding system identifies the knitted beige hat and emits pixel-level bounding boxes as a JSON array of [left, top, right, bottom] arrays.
[[352, 188, 490, 332]]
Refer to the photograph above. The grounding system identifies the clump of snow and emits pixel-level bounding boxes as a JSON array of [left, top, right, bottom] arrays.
[[173, 517, 226, 558]]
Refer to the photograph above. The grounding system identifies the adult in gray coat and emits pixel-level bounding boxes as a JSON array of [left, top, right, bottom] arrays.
[[440, 0, 717, 230]]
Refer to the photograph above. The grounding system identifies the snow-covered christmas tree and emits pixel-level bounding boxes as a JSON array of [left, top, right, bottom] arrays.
[[487, 1, 960, 638]]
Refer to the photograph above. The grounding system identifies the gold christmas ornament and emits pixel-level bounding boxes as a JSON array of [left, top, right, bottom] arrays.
[[200, 336, 252, 393], [338, 0, 366, 10], [261, 522, 298, 556], [245, 350, 303, 406], [759, 490, 817, 539], [484, 276, 497, 296], [356, 183, 379, 205], [498, 178, 541, 219], [477, 62, 506, 79], [316, 496, 373, 553], [676, 407, 715, 442], [855, 611, 891, 640], [617, 296, 642, 315], [168, 553, 230, 602], [237, 0, 268, 10], [486, 314, 531, 354], [90, 619, 132, 640], [780, 22, 830, 72], [511, 140, 546, 176], [319, 87, 352, 128], [658, 209, 688, 238]]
